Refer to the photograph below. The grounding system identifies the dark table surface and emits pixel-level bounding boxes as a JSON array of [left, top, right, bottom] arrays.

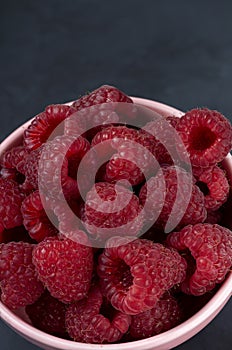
[[0, 0, 231, 349]]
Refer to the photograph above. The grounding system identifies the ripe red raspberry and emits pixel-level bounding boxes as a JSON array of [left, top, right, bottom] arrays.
[[194, 166, 229, 210], [72, 85, 133, 109], [92, 125, 157, 186], [24, 104, 75, 151], [139, 166, 206, 232], [21, 191, 58, 242], [0, 145, 28, 183], [130, 293, 182, 339], [65, 106, 119, 141], [0, 178, 26, 234], [49, 197, 87, 242], [91, 125, 138, 159], [142, 115, 183, 166], [66, 286, 131, 344], [65, 85, 132, 139], [83, 183, 144, 244], [18, 147, 42, 192], [38, 135, 91, 200], [105, 155, 145, 186], [26, 290, 67, 336], [33, 237, 93, 303], [95, 125, 155, 155], [167, 223, 232, 295], [97, 237, 186, 315], [105, 141, 157, 186], [0, 242, 44, 309], [176, 108, 232, 167]]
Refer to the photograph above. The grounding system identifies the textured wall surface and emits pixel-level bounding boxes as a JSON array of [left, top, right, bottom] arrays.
[[0, 1, 231, 349]]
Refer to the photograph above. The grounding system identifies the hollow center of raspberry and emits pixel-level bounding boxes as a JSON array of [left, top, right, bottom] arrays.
[[118, 260, 133, 291], [196, 181, 210, 196], [190, 127, 216, 151]]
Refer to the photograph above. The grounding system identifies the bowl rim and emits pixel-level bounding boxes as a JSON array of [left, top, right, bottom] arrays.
[[0, 97, 231, 350]]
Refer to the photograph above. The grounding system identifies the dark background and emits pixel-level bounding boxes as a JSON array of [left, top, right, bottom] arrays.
[[0, 0, 231, 349]]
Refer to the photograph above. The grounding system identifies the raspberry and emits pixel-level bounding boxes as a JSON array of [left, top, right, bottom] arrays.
[[0, 178, 26, 234], [130, 293, 182, 339], [92, 125, 157, 186], [0, 242, 44, 309], [142, 116, 183, 166], [72, 85, 133, 109], [1, 145, 28, 169], [97, 237, 186, 315], [176, 108, 232, 167], [91, 126, 139, 159], [0, 241, 33, 281], [0, 145, 28, 183], [21, 191, 58, 242], [18, 147, 42, 192], [105, 141, 157, 186], [38, 135, 91, 200], [66, 286, 131, 343], [65, 85, 132, 139], [24, 104, 75, 151], [47, 197, 88, 243], [105, 155, 145, 186], [194, 166, 229, 210], [139, 166, 206, 232], [65, 106, 119, 141], [167, 223, 232, 295], [83, 183, 144, 244], [33, 237, 93, 303], [26, 290, 67, 336]]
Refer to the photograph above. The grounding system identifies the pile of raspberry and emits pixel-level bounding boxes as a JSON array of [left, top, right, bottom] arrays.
[[0, 85, 232, 344]]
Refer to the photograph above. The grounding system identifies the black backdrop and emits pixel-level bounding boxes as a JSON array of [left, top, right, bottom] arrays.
[[0, 1, 231, 349]]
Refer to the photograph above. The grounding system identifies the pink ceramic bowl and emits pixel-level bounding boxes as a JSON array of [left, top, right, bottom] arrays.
[[0, 98, 231, 350]]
